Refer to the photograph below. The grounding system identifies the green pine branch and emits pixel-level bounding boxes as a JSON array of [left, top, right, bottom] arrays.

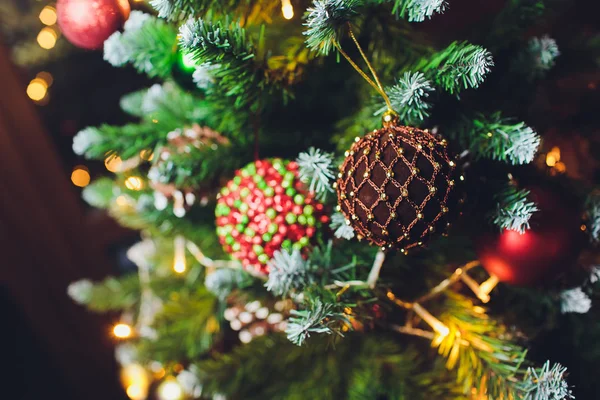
[[490, 185, 539, 234], [376, 71, 434, 125], [150, 0, 281, 21], [67, 274, 141, 312], [450, 112, 540, 165], [137, 287, 218, 363], [179, 18, 261, 109], [104, 11, 178, 78], [374, 0, 448, 22], [413, 41, 494, 94], [304, 0, 361, 55], [195, 333, 466, 400]]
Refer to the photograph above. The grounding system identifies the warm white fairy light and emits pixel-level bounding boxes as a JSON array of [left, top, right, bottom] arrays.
[[281, 0, 294, 19], [173, 236, 187, 274]]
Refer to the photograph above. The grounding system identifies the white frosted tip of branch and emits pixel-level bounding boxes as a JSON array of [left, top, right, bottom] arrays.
[[560, 287, 592, 314]]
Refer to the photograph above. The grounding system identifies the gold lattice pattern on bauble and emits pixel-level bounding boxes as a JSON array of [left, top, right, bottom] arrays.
[[336, 124, 458, 251]]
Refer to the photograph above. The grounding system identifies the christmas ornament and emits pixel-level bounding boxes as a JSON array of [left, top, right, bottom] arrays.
[[216, 159, 327, 274], [476, 187, 583, 285], [171, 48, 199, 91], [149, 125, 229, 217], [224, 299, 291, 343], [336, 116, 458, 251], [57, 0, 130, 50]]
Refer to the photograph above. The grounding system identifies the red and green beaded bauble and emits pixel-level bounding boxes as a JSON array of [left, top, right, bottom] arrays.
[[215, 159, 328, 274]]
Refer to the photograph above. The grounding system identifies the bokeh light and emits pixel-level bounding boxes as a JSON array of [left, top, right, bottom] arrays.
[[39, 5, 57, 26], [26, 78, 48, 101], [37, 27, 58, 49], [71, 166, 90, 187], [113, 323, 133, 338]]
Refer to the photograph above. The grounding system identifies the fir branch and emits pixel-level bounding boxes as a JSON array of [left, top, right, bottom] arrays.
[[73, 123, 163, 160], [74, 83, 214, 161], [435, 293, 528, 399], [193, 63, 217, 89], [384, 0, 448, 22], [286, 298, 345, 346], [81, 178, 116, 209], [297, 147, 336, 201], [376, 71, 434, 124], [265, 249, 313, 296], [513, 35, 560, 79], [195, 334, 456, 400], [150, 0, 280, 21], [414, 41, 494, 94], [150, 0, 200, 20], [517, 361, 574, 400], [205, 268, 253, 300], [491, 185, 538, 234], [451, 112, 540, 165], [304, 0, 361, 55], [119, 89, 147, 118], [137, 288, 218, 363], [560, 287, 592, 314], [67, 275, 140, 312], [585, 192, 600, 244], [179, 18, 258, 108], [104, 12, 178, 78], [330, 212, 355, 240]]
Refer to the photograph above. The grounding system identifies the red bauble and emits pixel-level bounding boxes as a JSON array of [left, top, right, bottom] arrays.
[[476, 187, 583, 285], [57, 0, 130, 50], [215, 159, 327, 275]]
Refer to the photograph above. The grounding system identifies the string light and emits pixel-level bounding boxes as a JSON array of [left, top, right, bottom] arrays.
[[113, 323, 133, 338], [546, 146, 560, 167], [156, 377, 184, 400], [281, 0, 294, 19], [39, 5, 57, 26], [37, 27, 58, 49], [71, 166, 91, 187], [120, 364, 150, 400], [139, 149, 154, 161], [173, 236, 187, 274], [26, 78, 48, 101], [125, 176, 143, 191], [104, 155, 122, 172]]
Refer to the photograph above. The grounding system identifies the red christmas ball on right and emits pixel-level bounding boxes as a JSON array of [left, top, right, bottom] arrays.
[[475, 187, 584, 286]]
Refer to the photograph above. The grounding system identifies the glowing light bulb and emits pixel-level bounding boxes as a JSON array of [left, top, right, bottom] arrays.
[[125, 176, 143, 191], [546, 146, 561, 167], [120, 364, 150, 400], [37, 27, 58, 49], [113, 323, 133, 338], [139, 149, 153, 161], [173, 236, 186, 274], [71, 166, 90, 187], [281, 0, 294, 19], [157, 378, 184, 400], [27, 78, 48, 101], [105, 155, 123, 172], [39, 5, 57, 25]]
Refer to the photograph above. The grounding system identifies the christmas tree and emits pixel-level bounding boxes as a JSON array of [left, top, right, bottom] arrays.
[[63, 0, 600, 398]]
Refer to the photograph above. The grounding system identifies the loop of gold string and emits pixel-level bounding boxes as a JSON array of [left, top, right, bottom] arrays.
[[347, 24, 392, 111], [333, 41, 386, 99], [332, 25, 394, 112]]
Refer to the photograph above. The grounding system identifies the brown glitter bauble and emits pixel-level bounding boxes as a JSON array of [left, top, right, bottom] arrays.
[[336, 121, 458, 250]]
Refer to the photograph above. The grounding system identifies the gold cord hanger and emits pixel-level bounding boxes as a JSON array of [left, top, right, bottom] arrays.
[[333, 23, 394, 113]]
